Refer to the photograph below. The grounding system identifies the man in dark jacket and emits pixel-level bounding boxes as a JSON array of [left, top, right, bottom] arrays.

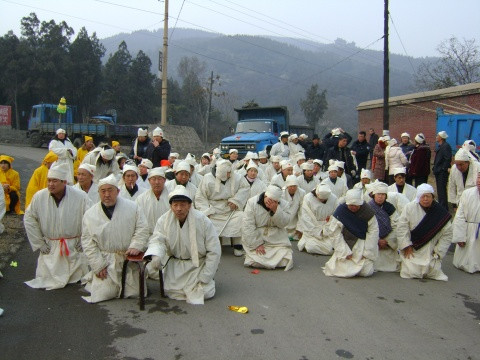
[[146, 127, 171, 168], [351, 131, 370, 171], [305, 134, 325, 160], [432, 131, 452, 210], [368, 128, 379, 168], [130, 128, 151, 165], [408, 133, 431, 187], [323, 128, 352, 150], [324, 134, 357, 176]]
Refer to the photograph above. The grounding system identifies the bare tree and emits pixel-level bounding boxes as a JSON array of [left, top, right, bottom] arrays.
[[415, 37, 480, 90]]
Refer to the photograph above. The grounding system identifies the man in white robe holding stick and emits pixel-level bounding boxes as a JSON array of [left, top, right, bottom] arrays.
[[145, 185, 221, 304]]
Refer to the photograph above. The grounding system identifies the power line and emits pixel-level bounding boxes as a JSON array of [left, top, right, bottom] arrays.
[[389, 12, 417, 76], [169, 0, 186, 40]]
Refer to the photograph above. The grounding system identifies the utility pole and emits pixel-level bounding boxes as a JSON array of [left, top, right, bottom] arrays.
[[383, 0, 390, 130], [160, 0, 169, 126], [205, 71, 214, 143]]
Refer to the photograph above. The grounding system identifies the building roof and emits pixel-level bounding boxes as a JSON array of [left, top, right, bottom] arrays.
[[357, 82, 480, 111]]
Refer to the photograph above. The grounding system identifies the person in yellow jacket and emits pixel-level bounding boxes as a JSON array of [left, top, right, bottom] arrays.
[[25, 151, 58, 209], [74, 136, 95, 180], [0, 155, 23, 214]]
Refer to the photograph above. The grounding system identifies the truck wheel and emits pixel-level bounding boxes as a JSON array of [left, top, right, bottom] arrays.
[[29, 132, 44, 148], [73, 137, 83, 148]]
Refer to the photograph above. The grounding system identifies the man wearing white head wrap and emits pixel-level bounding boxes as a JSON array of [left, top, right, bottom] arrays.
[[144, 185, 221, 304], [242, 185, 293, 270], [270, 161, 293, 189], [297, 183, 339, 255], [240, 160, 267, 199], [73, 164, 99, 203], [165, 161, 198, 202], [136, 158, 153, 191], [320, 165, 348, 201], [130, 128, 151, 165], [82, 145, 121, 183], [282, 175, 306, 240], [270, 131, 290, 160], [387, 167, 417, 202], [297, 162, 319, 193], [323, 189, 379, 278], [119, 164, 146, 201], [48, 128, 77, 185], [196, 152, 212, 176], [353, 168, 372, 200], [195, 159, 249, 256], [184, 154, 204, 187], [265, 155, 282, 183], [81, 173, 149, 303], [257, 150, 269, 171], [448, 149, 480, 208], [462, 140, 480, 162], [292, 152, 306, 177], [396, 183, 452, 281], [367, 182, 400, 272], [24, 163, 91, 290], [451, 169, 480, 273]]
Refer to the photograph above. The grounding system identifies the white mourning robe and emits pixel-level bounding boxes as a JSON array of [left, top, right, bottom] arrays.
[[288, 142, 303, 160], [270, 141, 289, 160], [448, 161, 480, 205], [48, 138, 77, 185], [145, 209, 221, 304], [353, 182, 373, 203], [297, 192, 338, 255], [119, 183, 146, 201], [369, 200, 401, 272], [386, 192, 410, 215], [396, 201, 452, 281], [189, 172, 204, 188], [136, 175, 151, 191], [73, 181, 99, 204], [293, 164, 303, 177], [242, 195, 293, 270], [81, 197, 149, 303], [196, 163, 212, 176], [270, 173, 287, 189], [297, 175, 319, 193], [321, 177, 348, 201], [265, 165, 281, 184], [323, 207, 379, 278], [24, 187, 91, 290], [241, 176, 267, 201], [166, 180, 197, 205], [282, 187, 305, 237], [236, 166, 267, 183], [195, 173, 249, 239], [388, 183, 417, 202], [82, 149, 121, 183], [452, 187, 480, 273]]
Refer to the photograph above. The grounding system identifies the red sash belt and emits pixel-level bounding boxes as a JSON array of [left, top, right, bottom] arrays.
[[49, 236, 80, 256]]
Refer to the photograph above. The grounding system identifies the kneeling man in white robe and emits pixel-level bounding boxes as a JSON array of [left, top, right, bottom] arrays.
[[145, 185, 221, 304], [81, 174, 149, 303], [242, 185, 294, 271], [24, 163, 91, 290], [297, 183, 338, 255], [323, 189, 379, 278], [397, 184, 452, 281]]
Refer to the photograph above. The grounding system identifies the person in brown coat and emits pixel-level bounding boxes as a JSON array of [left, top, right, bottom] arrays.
[[407, 133, 431, 187], [372, 137, 387, 180]]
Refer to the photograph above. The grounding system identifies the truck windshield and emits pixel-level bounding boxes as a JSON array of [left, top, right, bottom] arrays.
[[236, 121, 272, 133]]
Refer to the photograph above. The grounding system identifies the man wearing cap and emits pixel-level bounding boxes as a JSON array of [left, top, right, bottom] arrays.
[[24, 163, 91, 290], [130, 128, 151, 165], [195, 159, 249, 256], [119, 164, 146, 201], [321, 164, 348, 200], [351, 131, 370, 173], [73, 164, 99, 203], [241, 160, 267, 199], [146, 127, 171, 168], [168, 152, 180, 165], [137, 159, 153, 190], [334, 160, 354, 189], [49, 128, 77, 185], [305, 134, 325, 161], [166, 161, 198, 202], [228, 149, 240, 170], [264, 155, 282, 183], [368, 182, 400, 272], [451, 170, 480, 273], [353, 168, 372, 201], [282, 175, 305, 241], [292, 152, 306, 177], [25, 151, 58, 209], [312, 159, 326, 180], [0, 155, 22, 214], [323, 189, 379, 278], [270, 131, 290, 160], [388, 167, 416, 202], [408, 133, 431, 187], [433, 131, 453, 210], [242, 185, 294, 270], [82, 144, 120, 183], [185, 153, 204, 187], [400, 132, 415, 156], [81, 174, 149, 303], [448, 148, 480, 209], [74, 135, 95, 180], [144, 185, 221, 304], [270, 160, 294, 189], [257, 151, 269, 171], [297, 162, 319, 193], [297, 183, 338, 255], [396, 184, 452, 281]]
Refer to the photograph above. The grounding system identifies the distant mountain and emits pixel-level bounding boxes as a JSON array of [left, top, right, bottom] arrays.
[[100, 28, 429, 134]]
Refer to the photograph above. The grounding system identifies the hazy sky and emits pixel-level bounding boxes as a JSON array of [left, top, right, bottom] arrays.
[[1, 0, 479, 58]]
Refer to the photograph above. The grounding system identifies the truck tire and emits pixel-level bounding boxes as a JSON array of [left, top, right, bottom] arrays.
[[73, 137, 83, 148], [29, 132, 44, 148]]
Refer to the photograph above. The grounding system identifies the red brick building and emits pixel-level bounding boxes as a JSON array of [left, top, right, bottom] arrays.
[[357, 83, 480, 146]]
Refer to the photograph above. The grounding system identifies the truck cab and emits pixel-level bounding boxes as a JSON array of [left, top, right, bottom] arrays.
[[436, 108, 480, 154]]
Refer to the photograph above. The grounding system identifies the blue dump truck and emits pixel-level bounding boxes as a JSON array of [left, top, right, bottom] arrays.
[[219, 106, 314, 158], [26, 104, 144, 148], [436, 108, 480, 154]]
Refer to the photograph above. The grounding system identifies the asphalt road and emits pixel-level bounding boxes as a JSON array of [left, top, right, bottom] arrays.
[[0, 144, 479, 360]]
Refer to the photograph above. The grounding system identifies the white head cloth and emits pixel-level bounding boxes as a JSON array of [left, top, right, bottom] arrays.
[[56, 128, 66, 135], [285, 175, 298, 187], [454, 148, 470, 161], [137, 128, 148, 137], [79, 163, 95, 176], [295, 152, 306, 161], [265, 185, 283, 201], [415, 133, 425, 144], [313, 159, 323, 166], [123, 164, 139, 176], [462, 140, 476, 152], [140, 158, 153, 169], [371, 181, 389, 195], [271, 155, 281, 163], [100, 148, 115, 160], [281, 161, 293, 170], [437, 131, 448, 139], [229, 148, 238, 154], [301, 162, 314, 171], [334, 160, 345, 169], [98, 174, 120, 189], [258, 150, 268, 159], [246, 159, 258, 171], [415, 183, 434, 203], [153, 127, 163, 137], [328, 165, 338, 172], [315, 183, 331, 199], [360, 168, 372, 179], [47, 163, 69, 181], [148, 167, 166, 179], [215, 159, 232, 182], [169, 152, 180, 159], [345, 189, 364, 206], [176, 161, 191, 174], [401, 132, 410, 138], [393, 167, 407, 176]]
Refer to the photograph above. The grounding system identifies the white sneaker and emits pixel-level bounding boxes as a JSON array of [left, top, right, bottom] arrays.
[[233, 249, 245, 257]]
